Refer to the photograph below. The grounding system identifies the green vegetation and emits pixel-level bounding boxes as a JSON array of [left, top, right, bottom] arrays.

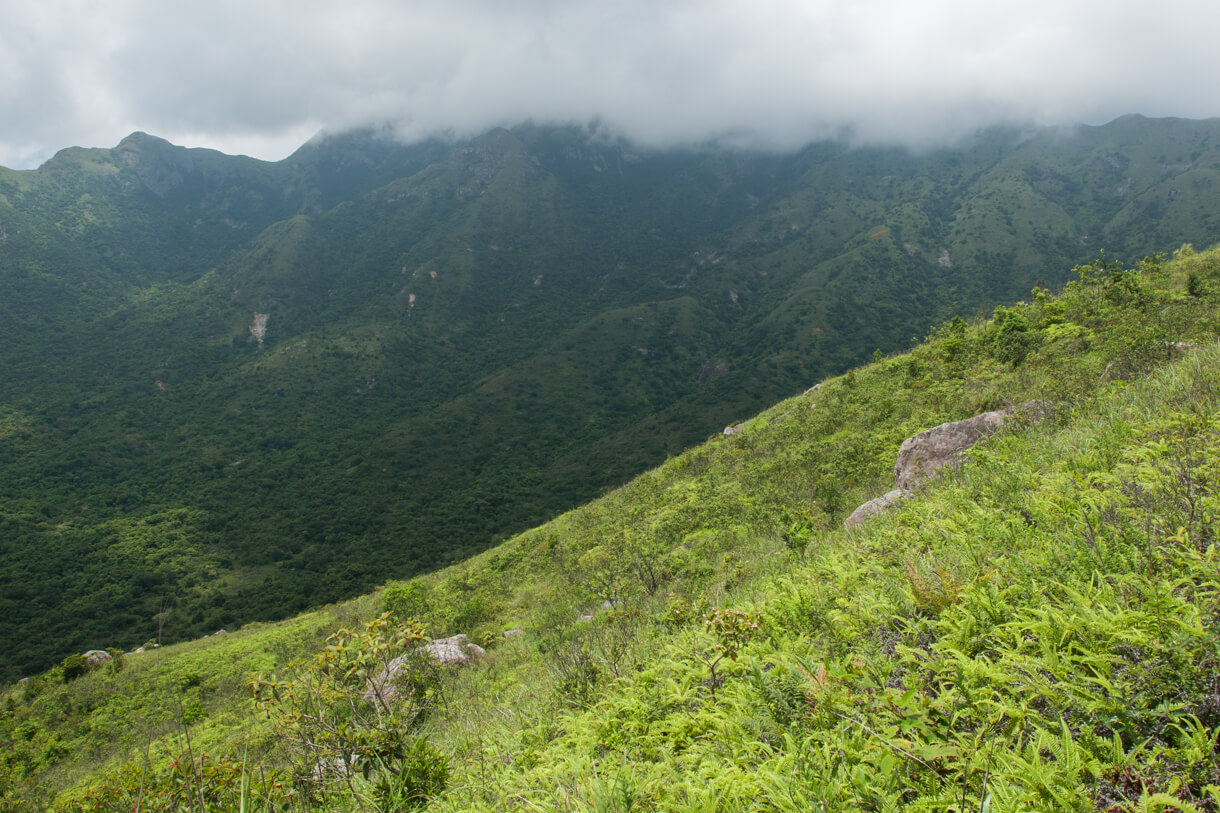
[[4, 246, 1220, 810], [5, 118, 1220, 679]]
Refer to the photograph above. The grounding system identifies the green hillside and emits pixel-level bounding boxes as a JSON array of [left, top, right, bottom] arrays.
[[4, 118, 1220, 679], [3, 245, 1219, 811]]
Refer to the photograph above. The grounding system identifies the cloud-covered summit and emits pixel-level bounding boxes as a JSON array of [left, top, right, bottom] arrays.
[[3, 0, 1219, 169]]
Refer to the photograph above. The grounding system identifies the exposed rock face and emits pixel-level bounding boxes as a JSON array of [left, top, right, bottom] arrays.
[[723, 424, 741, 437], [249, 312, 269, 348], [82, 650, 112, 665], [844, 489, 910, 528], [894, 402, 1043, 490], [843, 401, 1046, 528], [504, 628, 524, 638]]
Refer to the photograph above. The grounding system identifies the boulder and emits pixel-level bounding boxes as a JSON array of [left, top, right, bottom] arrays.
[[844, 489, 911, 529], [423, 634, 486, 666], [82, 650, 112, 666], [504, 628, 524, 638], [363, 654, 412, 705], [842, 402, 1047, 528], [723, 424, 741, 437], [364, 634, 486, 705], [893, 401, 1044, 489]]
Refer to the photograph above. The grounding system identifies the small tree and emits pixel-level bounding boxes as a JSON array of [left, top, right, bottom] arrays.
[[702, 608, 761, 696], [578, 544, 627, 602]]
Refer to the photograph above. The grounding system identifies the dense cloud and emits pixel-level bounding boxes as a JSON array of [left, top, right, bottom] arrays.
[[2, 0, 1219, 168]]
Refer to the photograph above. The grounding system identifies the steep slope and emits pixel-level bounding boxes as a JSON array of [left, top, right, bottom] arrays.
[[3, 246, 1219, 811], [2, 119, 1220, 680]]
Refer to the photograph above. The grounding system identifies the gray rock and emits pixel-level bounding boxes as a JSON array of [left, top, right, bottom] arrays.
[[601, 598, 625, 611], [504, 628, 524, 638], [364, 654, 411, 705], [723, 424, 741, 436], [82, 650, 112, 665], [423, 634, 485, 666], [894, 402, 1044, 489], [364, 634, 486, 705], [844, 489, 911, 528]]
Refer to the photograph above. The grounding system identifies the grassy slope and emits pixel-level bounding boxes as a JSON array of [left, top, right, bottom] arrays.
[[445, 345, 1220, 812], [5, 247, 1220, 810], [405, 250, 1220, 812]]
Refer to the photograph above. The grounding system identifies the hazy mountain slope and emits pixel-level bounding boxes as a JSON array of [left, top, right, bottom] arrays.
[[2, 118, 1220, 679]]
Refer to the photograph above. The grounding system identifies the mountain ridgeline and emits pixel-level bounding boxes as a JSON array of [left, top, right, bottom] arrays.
[[1, 116, 1218, 679]]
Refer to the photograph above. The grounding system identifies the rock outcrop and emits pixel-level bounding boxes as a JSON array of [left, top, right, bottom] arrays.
[[249, 312, 269, 348], [82, 650, 112, 666], [844, 489, 911, 528], [893, 402, 1043, 490], [844, 401, 1046, 528]]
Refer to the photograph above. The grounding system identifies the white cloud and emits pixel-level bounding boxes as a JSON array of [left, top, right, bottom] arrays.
[[2, 0, 1219, 169]]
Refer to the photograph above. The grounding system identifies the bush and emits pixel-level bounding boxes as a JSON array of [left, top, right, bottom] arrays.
[[60, 654, 87, 683], [382, 580, 430, 624], [250, 612, 448, 811]]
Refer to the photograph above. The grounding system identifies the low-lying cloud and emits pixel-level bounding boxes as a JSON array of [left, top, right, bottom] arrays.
[[2, 0, 1218, 169]]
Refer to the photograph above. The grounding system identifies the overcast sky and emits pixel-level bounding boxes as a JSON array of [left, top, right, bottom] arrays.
[[3, 0, 1219, 169]]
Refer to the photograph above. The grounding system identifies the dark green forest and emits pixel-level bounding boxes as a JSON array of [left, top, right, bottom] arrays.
[[3, 116, 1220, 679]]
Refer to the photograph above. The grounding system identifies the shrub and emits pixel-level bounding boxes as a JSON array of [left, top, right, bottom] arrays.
[[60, 654, 87, 683], [250, 612, 448, 811]]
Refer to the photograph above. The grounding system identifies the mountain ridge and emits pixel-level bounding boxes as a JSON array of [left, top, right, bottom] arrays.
[[2, 116, 1220, 679]]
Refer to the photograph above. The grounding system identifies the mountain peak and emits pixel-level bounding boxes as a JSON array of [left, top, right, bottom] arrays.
[[117, 130, 172, 149]]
